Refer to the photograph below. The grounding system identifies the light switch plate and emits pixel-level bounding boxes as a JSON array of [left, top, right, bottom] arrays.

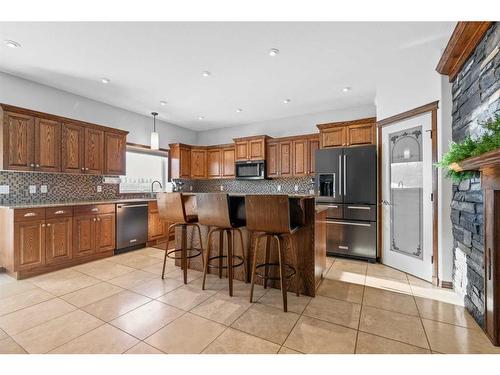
[[189, 186, 193, 191], [96, 185, 102, 193], [29, 185, 37, 194], [0, 185, 9, 194], [40, 185, 48, 194]]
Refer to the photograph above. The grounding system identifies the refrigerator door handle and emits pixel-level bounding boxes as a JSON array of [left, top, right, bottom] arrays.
[[338, 154, 342, 196], [343, 154, 347, 198]]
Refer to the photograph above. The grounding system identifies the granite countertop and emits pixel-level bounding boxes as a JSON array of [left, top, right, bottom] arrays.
[[182, 192, 316, 198], [0, 197, 157, 209]]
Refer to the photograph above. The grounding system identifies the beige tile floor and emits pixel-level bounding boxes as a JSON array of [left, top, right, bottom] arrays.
[[1, 247, 499, 354]]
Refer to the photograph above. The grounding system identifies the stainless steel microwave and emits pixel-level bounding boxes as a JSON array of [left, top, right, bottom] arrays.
[[235, 160, 266, 179]]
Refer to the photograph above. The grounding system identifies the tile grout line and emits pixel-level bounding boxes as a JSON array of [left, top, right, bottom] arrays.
[[353, 264, 368, 354]]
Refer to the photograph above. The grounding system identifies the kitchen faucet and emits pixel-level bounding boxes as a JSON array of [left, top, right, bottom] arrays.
[[151, 180, 163, 198]]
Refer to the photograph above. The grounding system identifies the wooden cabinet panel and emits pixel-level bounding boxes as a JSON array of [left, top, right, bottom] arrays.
[[222, 147, 235, 178], [96, 213, 115, 253], [61, 122, 85, 174], [207, 148, 222, 178], [84, 128, 104, 174], [308, 138, 320, 175], [14, 220, 45, 271], [3, 111, 35, 171], [266, 142, 278, 177], [45, 217, 72, 265], [292, 139, 308, 176], [235, 141, 248, 161], [190, 148, 207, 179], [169, 144, 191, 179], [148, 201, 169, 241], [179, 147, 191, 178], [279, 141, 292, 177], [249, 139, 265, 160], [346, 123, 375, 146], [34, 118, 61, 172], [321, 127, 346, 148], [104, 132, 126, 175], [14, 208, 46, 222], [73, 215, 95, 258]]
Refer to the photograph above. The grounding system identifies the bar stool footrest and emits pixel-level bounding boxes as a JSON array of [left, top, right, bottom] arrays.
[[255, 263, 296, 281], [167, 248, 203, 260], [207, 255, 244, 270]]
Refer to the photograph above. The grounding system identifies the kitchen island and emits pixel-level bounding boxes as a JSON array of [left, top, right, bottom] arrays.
[[174, 193, 326, 297]]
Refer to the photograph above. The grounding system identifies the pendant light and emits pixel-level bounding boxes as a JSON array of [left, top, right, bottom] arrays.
[[150, 112, 159, 150]]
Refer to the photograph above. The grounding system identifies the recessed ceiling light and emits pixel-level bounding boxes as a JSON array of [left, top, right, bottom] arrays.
[[283, 99, 291, 104], [198, 116, 205, 120], [160, 101, 167, 106], [5, 39, 21, 49], [202, 71, 211, 77], [342, 87, 351, 92], [269, 48, 280, 57], [236, 108, 243, 113], [101, 78, 110, 84]]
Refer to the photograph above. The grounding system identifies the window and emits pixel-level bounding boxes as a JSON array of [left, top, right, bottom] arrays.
[[119, 148, 169, 193]]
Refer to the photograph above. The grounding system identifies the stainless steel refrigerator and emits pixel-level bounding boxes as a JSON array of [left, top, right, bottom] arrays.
[[315, 145, 377, 260]]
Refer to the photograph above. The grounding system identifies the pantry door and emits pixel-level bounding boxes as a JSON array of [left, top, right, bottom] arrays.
[[380, 111, 434, 282]]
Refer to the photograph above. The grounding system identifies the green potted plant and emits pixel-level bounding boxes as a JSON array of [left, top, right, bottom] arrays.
[[436, 114, 500, 182]]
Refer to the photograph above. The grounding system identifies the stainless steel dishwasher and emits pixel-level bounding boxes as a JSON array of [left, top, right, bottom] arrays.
[[116, 202, 149, 253]]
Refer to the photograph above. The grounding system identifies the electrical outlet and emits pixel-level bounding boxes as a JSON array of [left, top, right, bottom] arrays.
[[189, 186, 193, 191], [96, 185, 102, 193], [0, 185, 9, 194], [29, 185, 37, 194], [220, 185, 224, 191], [40, 185, 48, 194], [294, 184, 299, 192], [277, 185, 282, 192]]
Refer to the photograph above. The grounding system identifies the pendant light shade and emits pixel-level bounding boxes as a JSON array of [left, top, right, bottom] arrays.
[[150, 112, 159, 150]]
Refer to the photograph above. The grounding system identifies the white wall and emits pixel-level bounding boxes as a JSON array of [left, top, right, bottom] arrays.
[[196, 104, 376, 145], [0, 72, 197, 147]]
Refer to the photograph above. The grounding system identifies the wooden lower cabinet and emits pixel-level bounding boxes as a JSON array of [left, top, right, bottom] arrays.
[[45, 217, 73, 265], [73, 215, 96, 258], [14, 220, 46, 271], [96, 213, 115, 252], [148, 201, 170, 242]]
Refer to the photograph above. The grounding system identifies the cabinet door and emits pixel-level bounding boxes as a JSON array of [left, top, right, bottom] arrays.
[[279, 141, 292, 177], [45, 217, 72, 265], [321, 126, 346, 148], [96, 213, 115, 253], [34, 118, 61, 172], [249, 139, 265, 160], [84, 128, 104, 174], [180, 147, 191, 178], [292, 139, 308, 176], [222, 147, 235, 178], [190, 149, 207, 179], [266, 142, 279, 178], [3, 111, 35, 171], [148, 202, 167, 241], [73, 215, 95, 258], [61, 122, 85, 174], [235, 141, 248, 161], [207, 148, 222, 178], [346, 123, 375, 146], [14, 220, 45, 271], [308, 138, 320, 175], [104, 132, 126, 175]]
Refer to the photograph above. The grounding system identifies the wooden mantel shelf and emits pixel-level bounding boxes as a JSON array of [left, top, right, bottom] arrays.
[[451, 148, 500, 173]]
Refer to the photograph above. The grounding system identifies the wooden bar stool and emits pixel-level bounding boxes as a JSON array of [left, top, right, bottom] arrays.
[[197, 193, 247, 297], [156, 192, 204, 284], [245, 195, 303, 312]]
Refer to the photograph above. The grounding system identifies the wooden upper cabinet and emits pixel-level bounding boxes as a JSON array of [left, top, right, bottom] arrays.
[[45, 217, 72, 265], [2, 111, 35, 171], [234, 136, 267, 161], [266, 142, 278, 177], [207, 148, 222, 178], [34, 118, 61, 172], [249, 139, 265, 160], [84, 128, 104, 174], [14, 220, 46, 271], [180, 147, 191, 178], [235, 141, 248, 161], [279, 140, 292, 177], [169, 144, 191, 179], [104, 132, 126, 175], [292, 139, 308, 176], [222, 147, 235, 178], [317, 117, 376, 148], [308, 138, 320, 175], [61, 122, 85, 173], [190, 148, 207, 179], [95, 213, 115, 253]]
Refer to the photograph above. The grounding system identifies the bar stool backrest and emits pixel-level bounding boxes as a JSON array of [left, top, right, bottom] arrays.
[[196, 193, 231, 228], [245, 195, 291, 234], [156, 192, 187, 224]]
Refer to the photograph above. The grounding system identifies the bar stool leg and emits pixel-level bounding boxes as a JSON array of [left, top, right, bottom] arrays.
[[249, 235, 262, 303], [235, 228, 248, 283], [162, 224, 176, 280], [288, 234, 300, 297], [194, 224, 204, 269], [275, 235, 287, 312], [202, 228, 215, 290], [227, 230, 234, 297], [218, 230, 224, 279], [181, 225, 188, 284], [263, 235, 271, 289]]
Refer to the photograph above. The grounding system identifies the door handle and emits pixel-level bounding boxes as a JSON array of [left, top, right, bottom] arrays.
[[343, 154, 347, 197], [488, 248, 492, 281], [91, 208, 99, 212], [347, 206, 371, 210], [338, 155, 342, 196], [54, 210, 65, 215], [326, 220, 372, 227]]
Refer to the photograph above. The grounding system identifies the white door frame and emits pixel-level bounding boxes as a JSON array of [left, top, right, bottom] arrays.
[[377, 101, 439, 285]]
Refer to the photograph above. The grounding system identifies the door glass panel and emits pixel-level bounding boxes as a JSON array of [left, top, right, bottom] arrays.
[[389, 126, 423, 259]]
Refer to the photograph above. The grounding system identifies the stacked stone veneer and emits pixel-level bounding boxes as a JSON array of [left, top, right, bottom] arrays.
[[451, 22, 499, 327]]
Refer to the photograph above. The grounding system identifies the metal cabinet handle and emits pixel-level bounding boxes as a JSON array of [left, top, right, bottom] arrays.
[[46, 223, 51, 227], [41, 223, 46, 227], [91, 208, 99, 212], [93, 218, 97, 222], [347, 206, 371, 210], [54, 210, 65, 215], [24, 212, 36, 217], [36, 164, 40, 168], [488, 248, 492, 281], [30, 163, 35, 168], [97, 218, 101, 222], [326, 220, 371, 227], [81, 167, 85, 171]]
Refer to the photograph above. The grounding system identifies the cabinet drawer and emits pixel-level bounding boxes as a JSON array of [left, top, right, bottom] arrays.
[[14, 208, 46, 222], [74, 204, 115, 216], [46, 206, 74, 219], [344, 205, 376, 221]]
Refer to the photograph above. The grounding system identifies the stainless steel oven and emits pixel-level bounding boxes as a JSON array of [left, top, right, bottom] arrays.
[[235, 160, 266, 179]]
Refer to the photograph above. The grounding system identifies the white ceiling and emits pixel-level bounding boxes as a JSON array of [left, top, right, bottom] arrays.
[[0, 22, 454, 131]]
